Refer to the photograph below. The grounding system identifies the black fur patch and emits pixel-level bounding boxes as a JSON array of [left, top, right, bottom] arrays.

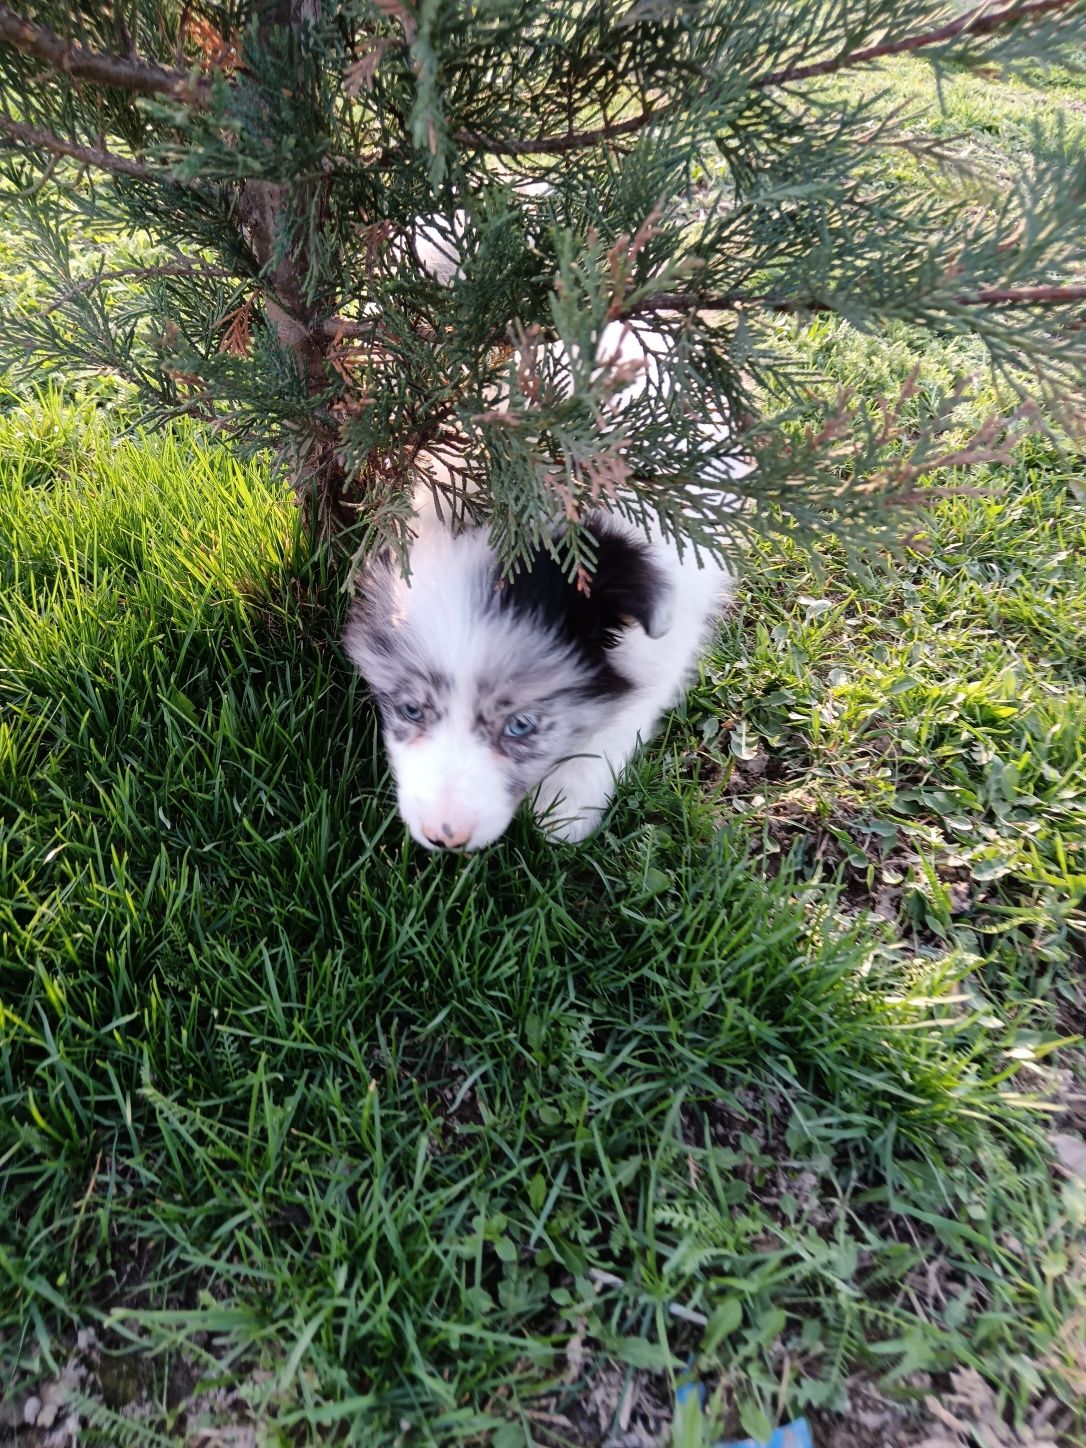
[[496, 523, 664, 699]]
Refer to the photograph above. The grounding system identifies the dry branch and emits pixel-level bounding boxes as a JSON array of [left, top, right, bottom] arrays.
[[0, 4, 208, 101]]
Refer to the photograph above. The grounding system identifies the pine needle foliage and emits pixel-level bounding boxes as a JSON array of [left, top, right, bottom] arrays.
[[1, 0, 1085, 574]]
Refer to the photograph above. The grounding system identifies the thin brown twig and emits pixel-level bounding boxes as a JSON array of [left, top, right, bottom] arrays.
[[960, 284, 1086, 306], [322, 314, 439, 344], [0, 4, 207, 101], [322, 316, 376, 340], [68, 1149, 102, 1261], [618, 283, 1086, 317], [456, 107, 661, 158], [0, 112, 153, 178]]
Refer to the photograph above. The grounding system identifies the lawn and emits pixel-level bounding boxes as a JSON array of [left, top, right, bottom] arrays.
[[2, 52, 1086, 1448]]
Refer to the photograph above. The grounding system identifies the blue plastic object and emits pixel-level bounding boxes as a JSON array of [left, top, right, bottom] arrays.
[[675, 1380, 707, 1410], [722, 1421, 813, 1448], [673, 1383, 813, 1448]]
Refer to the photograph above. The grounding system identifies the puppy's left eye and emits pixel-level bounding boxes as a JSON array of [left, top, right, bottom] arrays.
[[399, 702, 425, 723], [503, 713, 536, 739]]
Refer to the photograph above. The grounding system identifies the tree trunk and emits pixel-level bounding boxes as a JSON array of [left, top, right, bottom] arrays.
[[237, 0, 349, 537]]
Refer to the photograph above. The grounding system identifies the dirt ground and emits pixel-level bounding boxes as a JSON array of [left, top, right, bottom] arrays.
[[2, 1330, 1076, 1447]]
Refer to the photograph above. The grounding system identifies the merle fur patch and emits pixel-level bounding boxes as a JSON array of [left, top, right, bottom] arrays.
[[495, 522, 667, 699]]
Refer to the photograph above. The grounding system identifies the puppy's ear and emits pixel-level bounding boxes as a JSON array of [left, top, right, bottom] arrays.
[[342, 598, 379, 673], [589, 529, 672, 641], [342, 552, 401, 685]]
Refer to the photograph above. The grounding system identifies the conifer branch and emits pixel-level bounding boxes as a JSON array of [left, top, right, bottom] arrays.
[[314, 284, 1086, 365], [761, 0, 1079, 87], [0, 113, 153, 179], [619, 293, 826, 317], [0, 0, 1082, 553], [465, 0, 1079, 157], [45, 262, 244, 313], [0, 6, 208, 101]]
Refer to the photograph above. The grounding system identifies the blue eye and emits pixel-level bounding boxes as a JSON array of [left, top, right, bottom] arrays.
[[399, 702, 424, 723], [503, 713, 536, 739]]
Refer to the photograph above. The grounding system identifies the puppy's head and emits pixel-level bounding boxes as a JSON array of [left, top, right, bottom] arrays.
[[344, 522, 666, 851]]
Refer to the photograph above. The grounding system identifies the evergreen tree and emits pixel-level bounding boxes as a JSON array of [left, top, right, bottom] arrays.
[[0, 0, 1084, 577]]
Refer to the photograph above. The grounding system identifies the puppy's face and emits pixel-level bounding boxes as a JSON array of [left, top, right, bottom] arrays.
[[344, 523, 664, 851]]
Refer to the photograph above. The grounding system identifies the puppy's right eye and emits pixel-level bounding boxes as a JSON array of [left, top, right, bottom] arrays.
[[503, 713, 536, 739], [398, 702, 424, 723]]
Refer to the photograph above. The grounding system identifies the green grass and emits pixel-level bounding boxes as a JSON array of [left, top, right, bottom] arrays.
[[698, 339, 1086, 1022], [1, 399, 1083, 1443], [2, 55, 1086, 1448]]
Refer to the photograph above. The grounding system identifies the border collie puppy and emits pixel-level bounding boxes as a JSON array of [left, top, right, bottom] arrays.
[[344, 326, 741, 852]]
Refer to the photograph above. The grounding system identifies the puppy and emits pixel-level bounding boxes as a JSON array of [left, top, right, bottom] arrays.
[[344, 323, 743, 851]]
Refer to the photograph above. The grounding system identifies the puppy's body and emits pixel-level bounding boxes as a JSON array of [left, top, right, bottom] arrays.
[[526, 520, 728, 844], [344, 321, 743, 852], [345, 491, 731, 851]]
